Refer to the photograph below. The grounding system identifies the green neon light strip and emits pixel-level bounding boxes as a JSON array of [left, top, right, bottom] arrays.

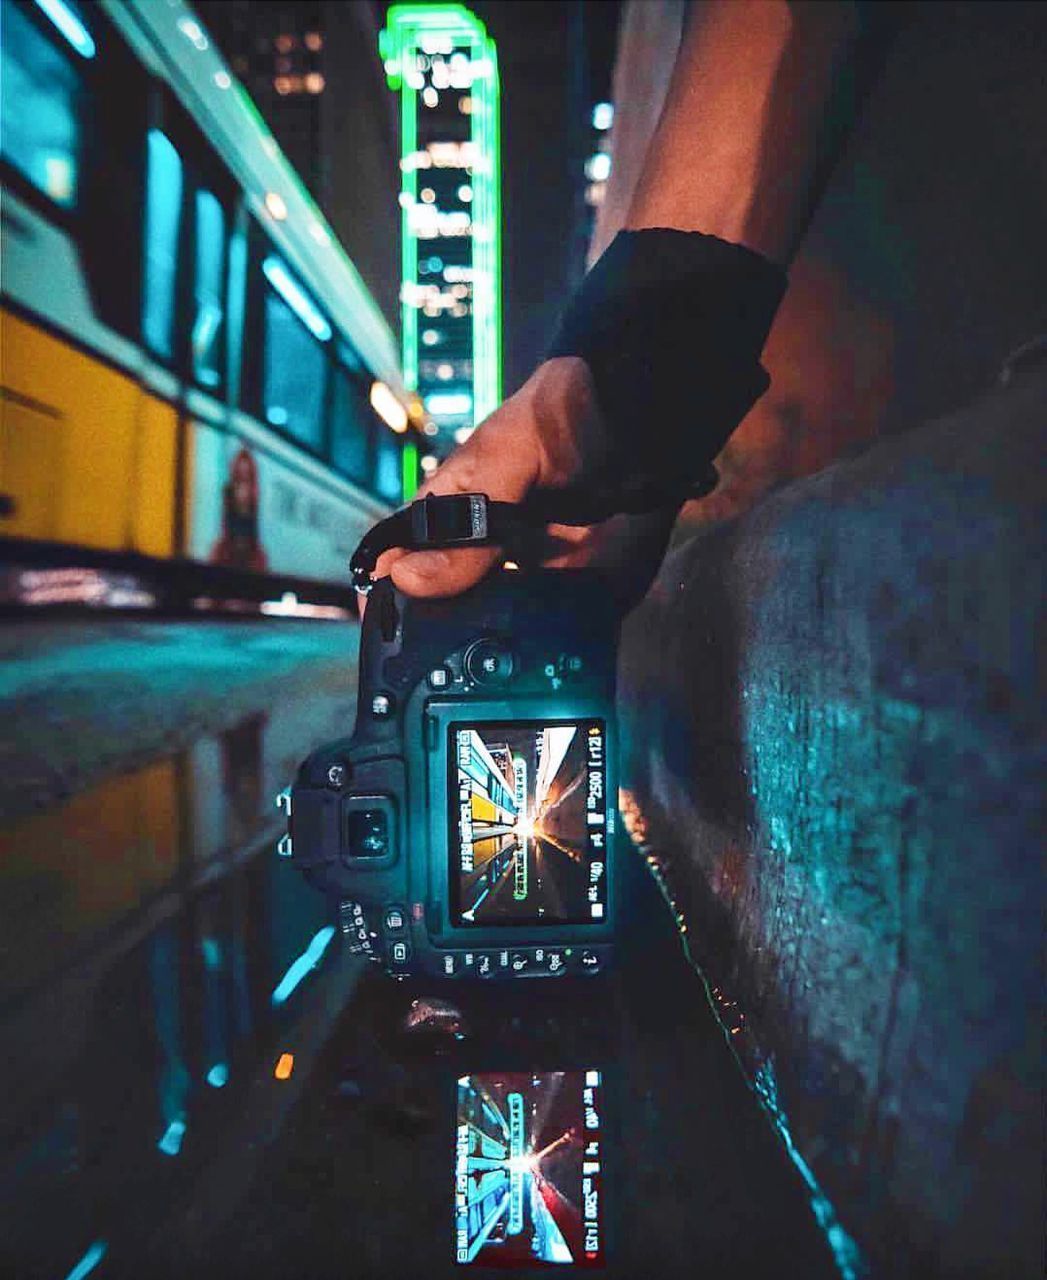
[[478, 35, 502, 421], [401, 439, 419, 501], [380, 5, 502, 428], [400, 62, 419, 394]]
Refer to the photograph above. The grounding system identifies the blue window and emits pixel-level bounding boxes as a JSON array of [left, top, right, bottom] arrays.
[[373, 428, 403, 504], [192, 190, 226, 388], [329, 364, 372, 486], [0, 0, 84, 207], [262, 281, 326, 450], [142, 129, 184, 359]]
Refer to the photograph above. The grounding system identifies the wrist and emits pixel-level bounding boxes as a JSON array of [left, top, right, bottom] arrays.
[[547, 228, 786, 513]]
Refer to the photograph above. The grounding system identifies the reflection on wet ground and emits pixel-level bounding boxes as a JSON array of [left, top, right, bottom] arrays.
[[0, 622, 838, 1280], [1, 652, 359, 1279], [184, 864, 840, 1280]]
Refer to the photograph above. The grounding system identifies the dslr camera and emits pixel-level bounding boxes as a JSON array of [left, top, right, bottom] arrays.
[[279, 494, 621, 982]]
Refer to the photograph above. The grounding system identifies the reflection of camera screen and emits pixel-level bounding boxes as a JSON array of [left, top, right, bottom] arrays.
[[455, 1071, 605, 1268], [449, 721, 608, 927]]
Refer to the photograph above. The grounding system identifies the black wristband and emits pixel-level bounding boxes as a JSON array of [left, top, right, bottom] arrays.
[[548, 228, 786, 511]]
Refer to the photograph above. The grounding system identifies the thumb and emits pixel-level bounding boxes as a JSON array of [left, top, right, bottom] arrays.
[[390, 415, 539, 598]]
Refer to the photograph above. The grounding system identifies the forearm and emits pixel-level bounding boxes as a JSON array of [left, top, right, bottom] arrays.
[[625, 0, 868, 265], [387, 5, 895, 595]]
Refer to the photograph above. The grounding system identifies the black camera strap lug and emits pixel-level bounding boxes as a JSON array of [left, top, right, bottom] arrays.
[[350, 492, 542, 593]]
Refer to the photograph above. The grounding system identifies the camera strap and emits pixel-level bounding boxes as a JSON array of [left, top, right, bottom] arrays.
[[349, 469, 725, 592], [350, 492, 550, 592]]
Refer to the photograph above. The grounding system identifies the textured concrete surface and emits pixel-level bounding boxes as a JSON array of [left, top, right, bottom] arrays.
[[618, 369, 1044, 1277]]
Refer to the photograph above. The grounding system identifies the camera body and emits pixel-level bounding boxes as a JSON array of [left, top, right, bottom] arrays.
[[285, 569, 620, 981]]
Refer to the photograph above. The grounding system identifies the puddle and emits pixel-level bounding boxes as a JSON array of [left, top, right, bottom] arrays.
[[0, 681, 360, 1276], [0, 652, 842, 1280]]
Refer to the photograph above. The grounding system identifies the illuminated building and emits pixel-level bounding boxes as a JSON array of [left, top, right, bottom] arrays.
[[380, 5, 501, 450]]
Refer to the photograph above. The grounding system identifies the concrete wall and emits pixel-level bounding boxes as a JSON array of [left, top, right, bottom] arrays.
[[617, 367, 1044, 1277]]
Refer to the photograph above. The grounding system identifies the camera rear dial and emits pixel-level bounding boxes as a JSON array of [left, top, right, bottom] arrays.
[[463, 638, 514, 685]]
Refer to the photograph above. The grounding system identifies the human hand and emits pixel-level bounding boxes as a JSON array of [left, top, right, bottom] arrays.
[[371, 357, 677, 605]]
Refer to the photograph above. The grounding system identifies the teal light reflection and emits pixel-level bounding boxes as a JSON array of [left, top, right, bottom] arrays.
[[206, 1062, 230, 1089], [34, 0, 95, 59], [271, 925, 337, 1006], [753, 1062, 866, 1280], [150, 927, 190, 1159], [157, 1117, 187, 1157], [635, 826, 864, 1280], [64, 1240, 107, 1280]]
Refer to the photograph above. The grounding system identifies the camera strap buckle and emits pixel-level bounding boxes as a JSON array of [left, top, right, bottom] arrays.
[[351, 493, 533, 592], [409, 492, 488, 545]]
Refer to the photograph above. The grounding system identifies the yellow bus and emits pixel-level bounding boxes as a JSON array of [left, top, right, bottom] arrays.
[[1, 0, 421, 608]]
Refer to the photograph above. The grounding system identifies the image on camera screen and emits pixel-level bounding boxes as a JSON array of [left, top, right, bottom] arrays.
[[455, 1070, 605, 1267], [449, 720, 607, 926]]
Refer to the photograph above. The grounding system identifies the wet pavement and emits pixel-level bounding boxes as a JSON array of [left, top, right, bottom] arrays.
[[1, 619, 839, 1280]]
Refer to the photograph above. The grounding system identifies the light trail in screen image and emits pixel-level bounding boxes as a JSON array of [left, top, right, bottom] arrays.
[[452, 722, 607, 926], [455, 1071, 604, 1267]]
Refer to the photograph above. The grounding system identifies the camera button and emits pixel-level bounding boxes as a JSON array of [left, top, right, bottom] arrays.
[[476, 951, 508, 978], [509, 951, 531, 975], [371, 692, 395, 718], [383, 906, 406, 933], [427, 665, 451, 689], [465, 640, 514, 685]]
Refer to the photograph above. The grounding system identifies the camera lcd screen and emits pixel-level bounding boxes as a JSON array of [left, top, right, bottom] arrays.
[[449, 721, 608, 927], [455, 1070, 605, 1267]]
